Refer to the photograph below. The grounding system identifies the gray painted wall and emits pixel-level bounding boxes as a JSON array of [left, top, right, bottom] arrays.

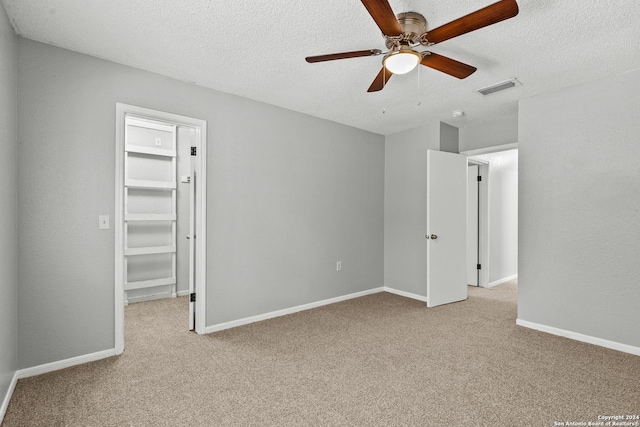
[[470, 149, 518, 283], [519, 68, 640, 347], [207, 97, 385, 323], [17, 38, 384, 368], [459, 114, 518, 153], [384, 123, 440, 296], [439, 122, 459, 153], [0, 3, 18, 405]]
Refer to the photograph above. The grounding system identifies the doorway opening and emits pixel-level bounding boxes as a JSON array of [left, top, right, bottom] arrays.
[[464, 147, 518, 288], [114, 103, 207, 354]]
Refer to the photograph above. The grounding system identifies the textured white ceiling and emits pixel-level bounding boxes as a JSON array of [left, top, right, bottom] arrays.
[[2, 0, 640, 135]]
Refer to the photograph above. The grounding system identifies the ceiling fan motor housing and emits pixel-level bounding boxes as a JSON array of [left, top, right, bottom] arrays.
[[385, 12, 427, 49]]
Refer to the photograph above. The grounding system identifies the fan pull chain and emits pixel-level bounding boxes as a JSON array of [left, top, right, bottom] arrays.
[[382, 66, 387, 114], [417, 66, 422, 107]]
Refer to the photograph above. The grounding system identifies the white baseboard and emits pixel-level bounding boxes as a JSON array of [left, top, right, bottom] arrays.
[[383, 287, 428, 303], [177, 289, 189, 297], [516, 319, 640, 357], [0, 371, 18, 424], [16, 349, 117, 380], [205, 287, 385, 333], [1, 349, 116, 423], [487, 274, 518, 288]]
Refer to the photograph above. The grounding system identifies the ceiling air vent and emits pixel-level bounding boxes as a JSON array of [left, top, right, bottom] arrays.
[[476, 78, 522, 96]]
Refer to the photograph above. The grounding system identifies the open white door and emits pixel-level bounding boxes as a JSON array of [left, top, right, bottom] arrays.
[[188, 146, 196, 330], [426, 150, 468, 307]]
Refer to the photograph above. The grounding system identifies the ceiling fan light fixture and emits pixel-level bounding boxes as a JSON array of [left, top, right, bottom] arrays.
[[383, 46, 421, 75]]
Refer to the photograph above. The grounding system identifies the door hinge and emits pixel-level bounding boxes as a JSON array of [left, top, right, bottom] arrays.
[[477, 264, 482, 270], [190, 293, 196, 302], [191, 147, 197, 156], [477, 176, 482, 182]]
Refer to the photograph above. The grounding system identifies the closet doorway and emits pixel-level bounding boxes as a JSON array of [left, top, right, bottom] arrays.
[[114, 103, 207, 354]]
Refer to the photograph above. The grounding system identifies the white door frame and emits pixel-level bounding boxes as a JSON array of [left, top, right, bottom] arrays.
[[466, 164, 480, 287], [115, 103, 208, 354], [467, 158, 490, 288], [462, 142, 519, 288]]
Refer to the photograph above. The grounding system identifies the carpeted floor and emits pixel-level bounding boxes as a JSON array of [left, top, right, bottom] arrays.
[[4, 281, 640, 426]]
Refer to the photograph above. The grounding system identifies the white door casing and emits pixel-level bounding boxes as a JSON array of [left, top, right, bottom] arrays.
[[426, 150, 468, 307], [466, 158, 490, 288], [188, 147, 196, 331], [467, 164, 479, 286]]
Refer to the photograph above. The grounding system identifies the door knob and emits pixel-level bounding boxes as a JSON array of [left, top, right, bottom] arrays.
[[430, 234, 438, 240], [186, 235, 190, 240]]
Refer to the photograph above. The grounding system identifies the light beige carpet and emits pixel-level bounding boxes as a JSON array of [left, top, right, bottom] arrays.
[[4, 282, 640, 426]]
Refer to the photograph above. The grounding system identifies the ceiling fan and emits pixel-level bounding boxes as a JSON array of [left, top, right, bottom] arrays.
[[306, 0, 519, 92]]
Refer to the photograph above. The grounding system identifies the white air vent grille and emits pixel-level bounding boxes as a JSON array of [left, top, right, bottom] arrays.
[[476, 78, 522, 96]]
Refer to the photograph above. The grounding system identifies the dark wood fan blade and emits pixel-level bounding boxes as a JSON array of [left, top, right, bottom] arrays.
[[306, 49, 382, 63], [361, 0, 402, 36], [426, 0, 519, 45], [420, 53, 477, 79], [367, 67, 393, 92]]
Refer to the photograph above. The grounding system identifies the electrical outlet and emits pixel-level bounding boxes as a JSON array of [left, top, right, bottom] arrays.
[[99, 215, 110, 230], [336, 261, 342, 271]]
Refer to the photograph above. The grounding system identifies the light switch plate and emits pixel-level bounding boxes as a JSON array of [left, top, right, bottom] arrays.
[[99, 215, 110, 230]]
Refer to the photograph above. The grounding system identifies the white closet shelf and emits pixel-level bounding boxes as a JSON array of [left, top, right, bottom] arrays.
[[125, 213, 176, 221], [124, 245, 176, 256], [126, 145, 176, 157], [125, 179, 176, 190], [127, 117, 176, 132], [125, 277, 176, 291]]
